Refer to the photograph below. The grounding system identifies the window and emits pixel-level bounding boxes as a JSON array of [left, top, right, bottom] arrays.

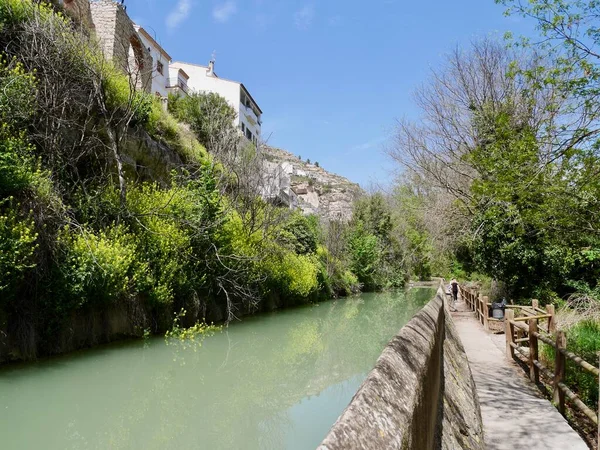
[[241, 123, 246, 132], [246, 128, 253, 141], [157, 61, 164, 76]]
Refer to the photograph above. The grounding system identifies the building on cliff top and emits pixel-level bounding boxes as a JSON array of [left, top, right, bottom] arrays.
[[170, 60, 263, 145], [134, 25, 173, 99]]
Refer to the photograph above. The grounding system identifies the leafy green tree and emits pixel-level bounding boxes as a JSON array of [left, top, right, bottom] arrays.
[[498, 0, 600, 161], [169, 92, 237, 151], [348, 223, 381, 290], [279, 213, 319, 255]]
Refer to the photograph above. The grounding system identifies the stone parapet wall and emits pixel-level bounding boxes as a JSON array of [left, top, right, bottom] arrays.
[[318, 286, 484, 450]]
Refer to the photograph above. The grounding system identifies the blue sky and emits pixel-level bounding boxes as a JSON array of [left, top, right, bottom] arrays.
[[128, 0, 535, 188]]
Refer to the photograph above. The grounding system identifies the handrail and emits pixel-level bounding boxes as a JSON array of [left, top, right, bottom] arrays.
[[533, 331, 600, 377], [461, 284, 599, 426], [513, 314, 552, 322], [504, 311, 599, 426]]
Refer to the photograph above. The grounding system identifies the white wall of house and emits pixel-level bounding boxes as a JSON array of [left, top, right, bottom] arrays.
[[170, 61, 263, 144], [135, 26, 170, 98]]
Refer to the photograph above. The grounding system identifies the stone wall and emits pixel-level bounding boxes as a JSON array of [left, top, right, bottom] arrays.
[[89, 0, 152, 92], [318, 286, 484, 450], [59, 0, 95, 29]]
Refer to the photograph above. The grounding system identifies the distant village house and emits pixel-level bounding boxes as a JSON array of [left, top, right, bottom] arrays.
[[59, 0, 262, 144]]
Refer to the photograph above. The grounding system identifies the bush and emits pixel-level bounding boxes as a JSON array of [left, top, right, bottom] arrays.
[[564, 321, 600, 407], [0, 200, 38, 298], [0, 129, 37, 194], [316, 245, 359, 297], [279, 213, 319, 255], [146, 100, 210, 166], [168, 91, 237, 148], [348, 224, 382, 290], [541, 320, 600, 409], [261, 246, 319, 298], [57, 224, 140, 309]]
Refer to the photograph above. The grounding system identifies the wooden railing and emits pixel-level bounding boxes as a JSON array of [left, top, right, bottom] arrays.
[[462, 286, 599, 428]]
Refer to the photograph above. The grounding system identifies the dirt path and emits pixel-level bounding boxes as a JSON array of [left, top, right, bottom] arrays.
[[451, 297, 589, 450]]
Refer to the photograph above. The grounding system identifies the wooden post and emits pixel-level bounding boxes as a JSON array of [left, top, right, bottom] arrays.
[[483, 295, 490, 331], [477, 294, 484, 325], [553, 331, 566, 415], [505, 309, 515, 359], [532, 299, 539, 310], [529, 318, 539, 384], [546, 304, 556, 334]]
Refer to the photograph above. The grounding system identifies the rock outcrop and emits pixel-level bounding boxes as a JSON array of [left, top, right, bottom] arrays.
[[261, 146, 362, 221]]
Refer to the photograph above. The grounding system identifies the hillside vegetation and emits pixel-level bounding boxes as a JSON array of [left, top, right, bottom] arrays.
[[0, 0, 407, 361]]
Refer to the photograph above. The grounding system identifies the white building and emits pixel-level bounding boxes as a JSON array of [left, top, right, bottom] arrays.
[[170, 60, 263, 145], [167, 66, 190, 98], [134, 25, 171, 98]]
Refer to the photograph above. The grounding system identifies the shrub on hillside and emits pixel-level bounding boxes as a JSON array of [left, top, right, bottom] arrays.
[[0, 200, 38, 299]]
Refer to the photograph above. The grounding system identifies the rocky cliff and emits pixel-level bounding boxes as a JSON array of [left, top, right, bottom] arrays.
[[262, 146, 362, 221]]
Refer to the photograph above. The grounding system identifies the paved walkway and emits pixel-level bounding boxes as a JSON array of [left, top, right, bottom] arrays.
[[451, 297, 589, 450]]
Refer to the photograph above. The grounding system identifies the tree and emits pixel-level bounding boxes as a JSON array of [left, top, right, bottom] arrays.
[[169, 92, 237, 153], [497, 0, 600, 154]]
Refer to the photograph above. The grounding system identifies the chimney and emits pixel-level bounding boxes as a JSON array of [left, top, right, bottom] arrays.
[[207, 60, 215, 77]]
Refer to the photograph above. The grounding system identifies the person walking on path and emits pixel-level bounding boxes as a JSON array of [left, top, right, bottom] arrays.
[[449, 278, 459, 311]]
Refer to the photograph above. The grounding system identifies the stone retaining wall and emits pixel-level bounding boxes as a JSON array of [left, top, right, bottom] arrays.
[[318, 286, 484, 450], [89, 0, 152, 92]]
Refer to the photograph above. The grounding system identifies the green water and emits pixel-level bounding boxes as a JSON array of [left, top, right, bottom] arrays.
[[0, 288, 434, 450]]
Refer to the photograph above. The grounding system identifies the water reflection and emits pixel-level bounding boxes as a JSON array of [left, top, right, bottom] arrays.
[[0, 288, 434, 449]]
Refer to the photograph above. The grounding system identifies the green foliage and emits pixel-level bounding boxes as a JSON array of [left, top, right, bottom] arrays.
[[541, 320, 600, 408], [347, 222, 382, 290], [316, 245, 360, 297], [169, 92, 237, 149], [165, 309, 221, 342], [497, 0, 600, 130], [0, 199, 38, 297], [103, 65, 155, 125], [0, 128, 37, 193], [0, 57, 36, 125], [0, 0, 58, 28], [348, 193, 409, 288], [458, 104, 600, 299], [261, 247, 319, 298], [146, 99, 211, 166], [353, 193, 393, 242], [565, 321, 600, 407], [0, 58, 39, 194], [0, 0, 392, 360], [57, 224, 140, 309], [279, 213, 319, 255]]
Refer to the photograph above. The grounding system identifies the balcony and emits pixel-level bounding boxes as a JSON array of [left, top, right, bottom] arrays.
[[166, 77, 189, 97], [241, 103, 261, 127]]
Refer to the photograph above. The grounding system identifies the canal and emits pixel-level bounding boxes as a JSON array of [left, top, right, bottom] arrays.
[[0, 288, 434, 449]]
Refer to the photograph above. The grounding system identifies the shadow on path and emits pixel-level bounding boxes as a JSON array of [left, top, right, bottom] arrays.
[[452, 300, 589, 450]]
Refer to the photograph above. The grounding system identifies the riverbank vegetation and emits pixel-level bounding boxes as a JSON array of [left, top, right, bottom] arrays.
[[0, 0, 410, 361], [385, 0, 600, 411]]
